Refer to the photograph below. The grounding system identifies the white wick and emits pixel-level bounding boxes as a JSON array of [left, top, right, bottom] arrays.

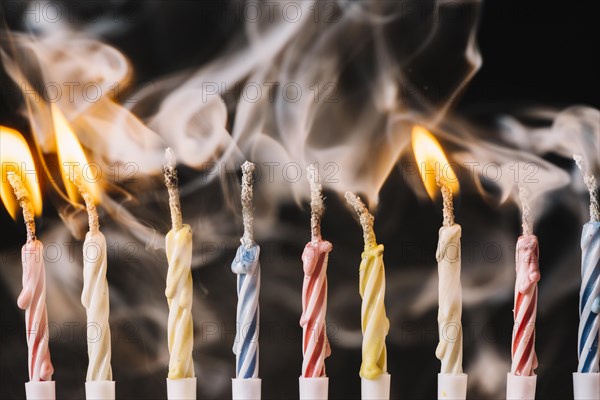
[[345, 191, 376, 249], [66, 172, 99, 234], [518, 186, 533, 236], [7, 172, 36, 242], [164, 148, 183, 231], [308, 164, 324, 242], [241, 161, 255, 248], [574, 154, 600, 222], [436, 175, 455, 227]]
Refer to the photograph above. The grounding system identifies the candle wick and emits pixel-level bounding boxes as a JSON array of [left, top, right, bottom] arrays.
[[518, 186, 533, 236], [436, 176, 455, 227], [7, 172, 36, 242], [241, 161, 255, 248], [574, 154, 600, 222], [308, 164, 323, 242], [345, 191, 376, 249], [66, 171, 99, 234], [164, 148, 183, 232]]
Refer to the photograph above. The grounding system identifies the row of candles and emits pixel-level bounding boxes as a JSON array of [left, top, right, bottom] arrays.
[[1, 120, 598, 400]]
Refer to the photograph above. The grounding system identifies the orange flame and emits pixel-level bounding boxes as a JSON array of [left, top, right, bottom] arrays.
[[411, 126, 459, 200], [0, 126, 43, 219], [52, 104, 100, 204]]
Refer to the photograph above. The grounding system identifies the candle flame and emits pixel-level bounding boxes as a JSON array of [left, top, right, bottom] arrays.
[[53, 104, 100, 204], [411, 126, 459, 200], [0, 126, 43, 219]]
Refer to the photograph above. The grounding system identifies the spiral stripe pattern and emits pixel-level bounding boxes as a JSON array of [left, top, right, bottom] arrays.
[[165, 225, 195, 379], [82, 231, 113, 381], [579, 222, 600, 373], [359, 243, 389, 380], [511, 235, 540, 376], [18, 240, 54, 382], [300, 240, 332, 378], [231, 243, 261, 379]]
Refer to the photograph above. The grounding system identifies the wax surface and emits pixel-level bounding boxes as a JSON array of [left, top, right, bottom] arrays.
[[231, 243, 261, 379], [19, 240, 54, 382], [359, 243, 389, 380], [300, 240, 332, 378], [435, 224, 463, 374], [579, 222, 600, 373], [165, 224, 195, 379], [512, 235, 540, 376], [82, 230, 112, 381]]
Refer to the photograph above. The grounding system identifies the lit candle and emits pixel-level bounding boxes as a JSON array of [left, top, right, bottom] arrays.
[[163, 149, 196, 400], [299, 165, 332, 400], [345, 192, 390, 400], [1, 126, 55, 400], [506, 187, 540, 400], [54, 105, 114, 399], [573, 155, 600, 400], [231, 161, 262, 400], [412, 126, 467, 400]]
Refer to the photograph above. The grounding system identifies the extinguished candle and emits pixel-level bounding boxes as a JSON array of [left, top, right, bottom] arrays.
[[300, 165, 332, 378], [163, 148, 195, 380], [574, 155, 599, 374], [511, 187, 540, 377], [8, 173, 54, 382], [345, 192, 389, 380], [68, 172, 113, 382], [435, 181, 463, 375], [232, 161, 261, 379]]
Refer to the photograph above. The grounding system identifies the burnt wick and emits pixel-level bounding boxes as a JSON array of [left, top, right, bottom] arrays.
[[164, 148, 182, 231], [345, 191, 376, 249], [241, 161, 255, 248], [66, 172, 99, 234], [519, 186, 533, 236], [7, 172, 36, 242], [308, 164, 324, 242], [436, 175, 455, 228], [574, 154, 600, 222]]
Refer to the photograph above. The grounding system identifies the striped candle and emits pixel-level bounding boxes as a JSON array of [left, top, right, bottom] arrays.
[[578, 222, 599, 373]]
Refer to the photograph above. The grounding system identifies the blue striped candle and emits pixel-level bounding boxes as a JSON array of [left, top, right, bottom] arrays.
[[578, 221, 600, 373], [231, 243, 261, 379]]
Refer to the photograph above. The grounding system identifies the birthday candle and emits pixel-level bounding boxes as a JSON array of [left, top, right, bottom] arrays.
[[163, 149, 195, 380], [232, 161, 261, 379], [7, 173, 54, 382], [511, 188, 540, 377], [574, 155, 600, 374], [345, 192, 389, 380], [301, 165, 332, 378]]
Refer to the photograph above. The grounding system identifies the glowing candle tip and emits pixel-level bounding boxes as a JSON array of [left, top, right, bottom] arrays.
[[164, 148, 182, 231], [345, 191, 376, 249], [574, 154, 599, 222], [308, 164, 324, 242], [66, 172, 99, 234], [241, 161, 255, 248], [7, 172, 36, 242]]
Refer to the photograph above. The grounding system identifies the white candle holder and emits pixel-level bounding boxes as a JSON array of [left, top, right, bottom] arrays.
[[573, 372, 600, 400], [232, 378, 261, 400], [361, 373, 390, 400], [167, 377, 196, 400], [25, 381, 55, 400], [506, 373, 536, 400], [438, 373, 467, 400], [299, 376, 328, 400], [85, 381, 115, 400]]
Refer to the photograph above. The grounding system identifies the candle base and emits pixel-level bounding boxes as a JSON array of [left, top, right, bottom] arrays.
[[506, 373, 536, 400], [573, 372, 600, 400], [167, 377, 196, 400], [438, 373, 467, 400], [299, 376, 328, 400], [25, 381, 55, 400], [232, 378, 261, 400], [361, 373, 390, 400], [85, 381, 115, 400]]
